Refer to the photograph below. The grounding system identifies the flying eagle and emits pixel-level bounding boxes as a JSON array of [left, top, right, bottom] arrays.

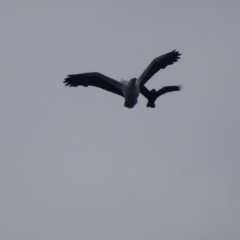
[[64, 50, 181, 108], [141, 85, 182, 108]]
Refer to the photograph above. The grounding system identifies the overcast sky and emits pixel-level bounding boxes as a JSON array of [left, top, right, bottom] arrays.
[[1, 1, 240, 240]]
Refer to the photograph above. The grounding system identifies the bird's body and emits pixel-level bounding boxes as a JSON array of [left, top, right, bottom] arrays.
[[122, 78, 139, 108], [64, 50, 181, 108]]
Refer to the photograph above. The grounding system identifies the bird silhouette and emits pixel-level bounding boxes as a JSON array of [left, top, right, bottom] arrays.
[[141, 85, 182, 108], [63, 50, 181, 108]]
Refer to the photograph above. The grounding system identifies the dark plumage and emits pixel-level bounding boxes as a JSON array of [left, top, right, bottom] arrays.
[[64, 72, 123, 97], [63, 50, 181, 108], [138, 50, 181, 86], [141, 85, 181, 108]]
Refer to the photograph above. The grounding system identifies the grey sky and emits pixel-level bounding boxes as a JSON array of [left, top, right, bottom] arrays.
[[1, 1, 240, 239]]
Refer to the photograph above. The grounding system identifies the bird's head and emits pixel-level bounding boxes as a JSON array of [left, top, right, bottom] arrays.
[[129, 78, 137, 84], [150, 89, 157, 93]]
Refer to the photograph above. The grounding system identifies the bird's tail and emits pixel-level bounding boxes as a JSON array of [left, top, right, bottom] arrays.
[[124, 99, 137, 108], [146, 101, 155, 108]]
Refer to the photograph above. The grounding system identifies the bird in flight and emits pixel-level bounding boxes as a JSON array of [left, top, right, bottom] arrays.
[[64, 50, 181, 108], [141, 85, 182, 108]]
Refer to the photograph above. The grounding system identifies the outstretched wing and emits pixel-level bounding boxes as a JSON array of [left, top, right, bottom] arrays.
[[140, 85, 151, 99], [138, 50, 181, 86], [156, 86, 181, 97], [64, 72, 124, 97]]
